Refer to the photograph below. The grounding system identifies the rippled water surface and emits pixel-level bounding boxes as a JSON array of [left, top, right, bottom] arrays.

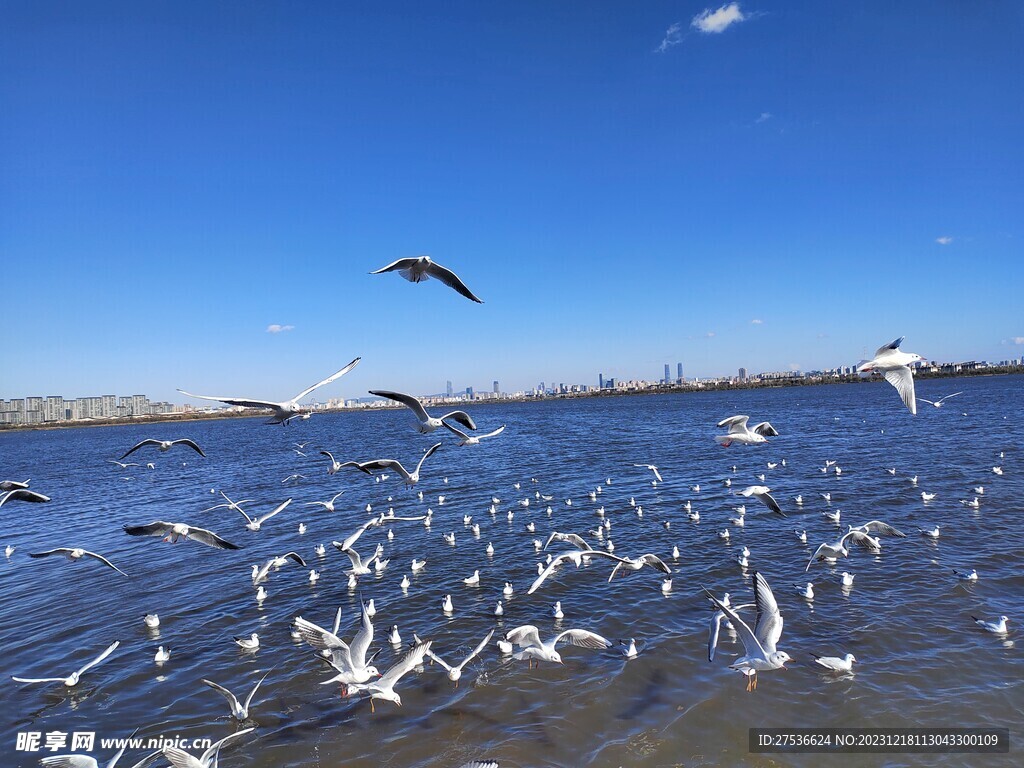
[[2, 377, 1022, 768]]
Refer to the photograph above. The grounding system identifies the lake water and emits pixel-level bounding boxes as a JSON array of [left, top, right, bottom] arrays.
[[2, 376, 1022, 767]]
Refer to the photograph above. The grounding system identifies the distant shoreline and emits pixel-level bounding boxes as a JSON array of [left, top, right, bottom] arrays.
[[1, 367, 1019, 434]]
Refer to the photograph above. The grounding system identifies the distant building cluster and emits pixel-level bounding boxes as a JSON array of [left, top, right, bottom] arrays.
[[0, 394, 183, 426]]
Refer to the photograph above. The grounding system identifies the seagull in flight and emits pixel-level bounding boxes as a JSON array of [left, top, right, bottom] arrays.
[[703, 573, 790, 691], [39, 729, 159, 768], [160, 727, 254, 768], [300, 602, 381, 686], [0, 488, 51, 508], [918, 392, 963, 408], [199, 491, 254, 514], [251, 552, 306, 584], [178, 358, 361, 425], [29, 548, 129, 577], [857, 336, 925, 415], [369, 390, 477, 433], [442, 421, 505, 446], [425, 629, 494, 687], [503, 625, 612, 667], [736, 486, 784, 516], [305, 491, 346, 512], [201, 671, 271, 721], [236, 499, 291, 531], [346, 639, 432, 712], [13, 640, 120, 687], [715, 416, 779, 447], [119, 439, 205, 460], [340, 443, 442, 486], [123, 521, 242, 550], [632, 464, 663, 482], [370, 255, 483, 303]]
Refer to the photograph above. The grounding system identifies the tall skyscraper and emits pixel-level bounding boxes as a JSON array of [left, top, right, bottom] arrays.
[[664, 363, 670, 383], [677, 362, 683, 381], [446, 380, 453, 397], [492, 380, 499, 394], [738, 367, 747, 381], [466, 386, 474, 398], [598, 373, 604, 389]]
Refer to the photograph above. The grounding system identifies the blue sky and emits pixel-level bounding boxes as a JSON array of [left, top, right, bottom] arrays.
[[2, 2, 1022, 402]]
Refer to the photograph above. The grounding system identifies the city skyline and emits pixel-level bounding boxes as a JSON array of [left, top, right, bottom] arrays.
[[2, 3, 1021, 402]]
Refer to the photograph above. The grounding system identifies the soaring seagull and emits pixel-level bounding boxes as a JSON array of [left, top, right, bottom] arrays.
[[178, 358, 361, 425], [370, 255, 483, 303], [119, 439, 206, 460], [369, 389, 477, 433], [857, 336, 925, 415], [0, 488, 51, 508], [715, 415, 779, 447], [123, 521, 242, 550], [29, 548, 129, 577], [340, 443, 443, 487]]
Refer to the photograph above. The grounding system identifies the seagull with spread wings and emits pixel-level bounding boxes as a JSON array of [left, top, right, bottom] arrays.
[[735, 486, 785, 516], [201, 671, 271, 721], [857, 336, 925, 415], [29, 548, 129, 577], [918, 391, 963, 408], [340, 443, 442, 487], [442, 421, 504, 446], [123, 521, 242, 550], [715, 415, 780, 447], [369, 389, 477, 433], [0, 488, 51, 508], [119, 439, 206, 460], [503, 625, 612, 667], [370, 255, 483, 303], [13, 640, 120, 687], [425, 629, 494, 687], [345, 638, 429, 712], [178, 358, 361, 425]]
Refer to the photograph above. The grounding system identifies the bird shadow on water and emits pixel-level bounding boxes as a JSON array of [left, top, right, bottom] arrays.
[[614, 667, 668, 721]]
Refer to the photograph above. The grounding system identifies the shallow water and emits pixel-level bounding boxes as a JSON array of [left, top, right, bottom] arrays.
[[1, 377, 1022, 767]]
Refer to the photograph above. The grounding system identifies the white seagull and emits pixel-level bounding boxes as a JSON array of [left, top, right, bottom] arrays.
[[340, 443, 443, 487], [632, 464, 663, 482], [369, 389, 477, 433], [13, 641, 120, 687], [972, 615, 1009, 635], [123, 521, 241, 550], [918, 392, 963, 408], [715, 416, 779, 447], [236, 499, 292, 531], [305, 491, 346, 513], [442, 421, 505, 446], [160, 727, 254, 768], [119, 439, 205, 460], [178, 358, 361, 425], [736, 486, 784, 516], [370, 255, 483, 303], [503, 625, 612, 667], [812, 653, 857, 674], [856, 336, 925, 415], [346, 639, 432, 712], [703, 572, 791, 691], [29, 548, 129, 577], [425, 630, 494, 687], [0, 488, 52, 508], [201, 671, 271, 721]]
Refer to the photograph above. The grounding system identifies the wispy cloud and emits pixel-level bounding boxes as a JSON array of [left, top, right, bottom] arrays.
[[266, 324, 295, 334], [1013, 337, 1024, 345], [755, 111, 772, 124], [935, 236, 954, 245], [751, 318, 764, 325], [655, 22, 683, 53], [692, 3, 748, 34], [706, 331, 716, 338]]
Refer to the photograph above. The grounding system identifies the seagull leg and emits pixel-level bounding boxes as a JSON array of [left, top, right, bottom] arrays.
[[370, 698, 375, 714]]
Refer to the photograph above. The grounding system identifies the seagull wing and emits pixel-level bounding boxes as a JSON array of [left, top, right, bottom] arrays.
[[857, 520, 906, 537], [349, 601, 374, 669], [169, 439, 205, 457], [370, 257, 418, 275], [75, 641, 120, 676], [119, 440, 161, 459], [159, 748, 196, 768], [415, 443, 442, 474], [123, 521, 174, 538], [553, 628, 613, 650], [751, 422, 779, 437], [639, 553, 672, 574], [439, 410, 478, 430], [423, 260, 484, 303], [875, 336, 905, 357], [651, 467, 663, 482], [702, 589, 766, 660], [200, 727, 254, 766], [424, 648, 454, 673], [806, 544, 832, 571], [368, 390, 430, 421], [29, 549, 70, 558], [256, 499, 292, 525], [456, 629, 495, 672], [0, 488, 51, 507], [527, 552, 576, 595], [544, 532, 589, 551], [291, 358, 361, 401], [39, 757, 97, 768], [883, 366, 917, 415], [717, 415, 750, 433], [379, 640, 432, 687], [505, 625, 544, 650], [201, 679, 242, 714], [441, 420, 470, 440], [917, 398, 936, 406], [750, 572, 783, 652], [176, 390, 283, 410], [938, 392, 963, 403], [241, 671, 271, 714], [186, 526, 243, 550], [755, 491, 785, 516], [12, 675, 68, 684], [81, 550, 130, 577], [708, 610, 725, 662], [359, 459, 410, 481]]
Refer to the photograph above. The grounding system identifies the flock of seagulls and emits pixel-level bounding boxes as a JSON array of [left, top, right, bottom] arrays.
[[3, 316, 1013, 768]]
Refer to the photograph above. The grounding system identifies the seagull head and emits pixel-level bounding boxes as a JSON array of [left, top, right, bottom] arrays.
[[772, 651, 793, 669]]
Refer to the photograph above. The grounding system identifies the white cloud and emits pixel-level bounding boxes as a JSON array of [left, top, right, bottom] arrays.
[[692, 3, 747, 34], [266, 324, 294, 334], [656, 22, 683, 53], [755, 112, 772, 123], [751, 318, 764, 325], [1013, 337, 1024, 345], [706, 331, 716, 338], [935, 236, 953, 245], [788, 363, 802, 372]]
